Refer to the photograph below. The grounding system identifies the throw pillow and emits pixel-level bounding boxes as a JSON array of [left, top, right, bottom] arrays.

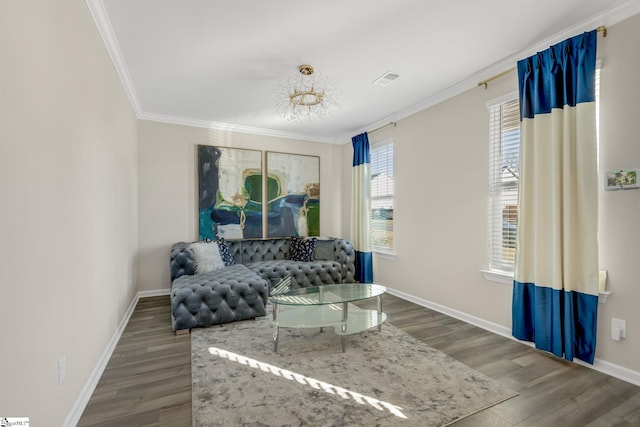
[[190, 242, 226, 273], [216, 237, 235, 266], [313, 239, 334, 261], [287, 236, 317, 262]]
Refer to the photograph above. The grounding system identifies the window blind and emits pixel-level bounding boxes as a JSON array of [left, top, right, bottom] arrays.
[[488, 98, 520, 272], [370, 141, 394, 249]]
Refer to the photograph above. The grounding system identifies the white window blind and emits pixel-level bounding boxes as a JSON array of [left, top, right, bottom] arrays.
[[370, 141, 394, 250], [488, 98, 520, 272]]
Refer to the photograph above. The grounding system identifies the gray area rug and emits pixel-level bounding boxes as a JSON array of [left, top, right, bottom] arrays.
[[192, 311, 517, 426]]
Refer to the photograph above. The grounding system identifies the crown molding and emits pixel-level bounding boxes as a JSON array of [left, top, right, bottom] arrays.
[[138, 112, 342, 145], [136, 112, 218, 130], [85, 0, 143, 116], [356, 0, 640, 138], [209, 123, 342, 145]]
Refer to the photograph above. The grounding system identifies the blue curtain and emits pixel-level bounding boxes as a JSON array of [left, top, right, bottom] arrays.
[[513, 30, 599, 364], [351, 132, 373, 283]]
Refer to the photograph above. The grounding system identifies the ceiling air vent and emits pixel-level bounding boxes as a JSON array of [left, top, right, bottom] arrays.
[[373, 71, 400, 86]]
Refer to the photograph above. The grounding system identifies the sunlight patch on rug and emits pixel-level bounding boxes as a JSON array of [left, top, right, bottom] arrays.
[[207, 346, 408, 419]]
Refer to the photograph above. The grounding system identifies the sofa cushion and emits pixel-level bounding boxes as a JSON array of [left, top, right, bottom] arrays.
[[288, 236, 317, 262], [247, 260, 342, 289], [189, 242, 225, 273], [240, 238, 288, 263], [313, 239, 334, 261]]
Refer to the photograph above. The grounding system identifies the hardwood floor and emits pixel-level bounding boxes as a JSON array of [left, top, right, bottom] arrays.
[[77, 297, 192, 427], [77, 294, 640, 426]]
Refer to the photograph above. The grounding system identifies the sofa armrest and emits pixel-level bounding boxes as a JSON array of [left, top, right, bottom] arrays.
[[169, 242, 196, 282], [334, 239, 356, 283]]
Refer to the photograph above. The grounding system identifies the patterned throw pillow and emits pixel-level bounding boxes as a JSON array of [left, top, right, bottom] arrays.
[[287, 236, 317, 262], [216, 237, 235, 266]]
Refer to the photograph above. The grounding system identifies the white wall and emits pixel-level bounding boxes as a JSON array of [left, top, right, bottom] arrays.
[[0, 1, 138, 425], [342, 13, 640, 376], [596, 15, 640, 373], [365, 77, 515, 322], [137, 121, 346, 292]]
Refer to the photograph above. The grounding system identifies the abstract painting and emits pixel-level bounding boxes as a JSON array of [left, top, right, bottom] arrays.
[[198, 145, 262, 240], [266, 152, 320, 237]]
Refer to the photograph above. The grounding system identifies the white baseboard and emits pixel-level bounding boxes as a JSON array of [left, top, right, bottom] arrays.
[[385, 287, 640, 387], [577, 357, 640, 387], [63, 288, 169, 426], [138, 288, 171, 298]]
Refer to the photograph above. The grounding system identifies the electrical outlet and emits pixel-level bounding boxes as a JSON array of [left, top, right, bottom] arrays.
[[611, 318, 627, 341], [58, 355, 66, 385]]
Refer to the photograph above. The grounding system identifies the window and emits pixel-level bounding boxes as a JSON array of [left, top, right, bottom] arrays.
[[488, 96, 520, 272], [487, 68, 600, 275], [370, 141, 394, 251]]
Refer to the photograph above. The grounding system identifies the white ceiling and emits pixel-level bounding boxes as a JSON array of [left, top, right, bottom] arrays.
[[89, 0, 638, 144]]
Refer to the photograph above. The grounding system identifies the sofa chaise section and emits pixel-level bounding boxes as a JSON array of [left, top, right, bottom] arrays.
[[171, 264, 268, 331]]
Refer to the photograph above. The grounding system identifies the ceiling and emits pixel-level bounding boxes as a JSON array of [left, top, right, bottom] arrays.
[[89, 0, 638, 144]]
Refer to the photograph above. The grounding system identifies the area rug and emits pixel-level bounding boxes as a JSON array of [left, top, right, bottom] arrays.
[[191, 312, 517, 426]]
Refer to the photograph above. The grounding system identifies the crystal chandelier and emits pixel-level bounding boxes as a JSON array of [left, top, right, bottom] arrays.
[[276, 64, 338, 122]]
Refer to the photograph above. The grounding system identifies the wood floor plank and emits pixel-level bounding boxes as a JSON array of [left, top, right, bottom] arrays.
[[77, 293, 640, 427]]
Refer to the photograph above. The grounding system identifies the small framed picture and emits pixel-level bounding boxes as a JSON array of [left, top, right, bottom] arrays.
[[605, 169, 640, 191]]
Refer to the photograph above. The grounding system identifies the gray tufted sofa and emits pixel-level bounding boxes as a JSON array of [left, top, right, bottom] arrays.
[[169, 237, 356, 332]]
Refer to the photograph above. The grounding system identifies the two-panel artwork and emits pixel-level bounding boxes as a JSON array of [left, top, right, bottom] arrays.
[[198, 145, 320, 240]]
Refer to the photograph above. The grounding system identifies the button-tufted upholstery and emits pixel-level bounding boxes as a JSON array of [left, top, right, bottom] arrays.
[[169, 242, 196, 282], [247, 260, 343, 288], [171, 264, 268, 331], [169, 237, 356, 332], [241, 238, 289, 262]]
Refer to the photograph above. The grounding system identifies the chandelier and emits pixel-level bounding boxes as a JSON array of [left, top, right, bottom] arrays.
[[276, 64, 338, 122]]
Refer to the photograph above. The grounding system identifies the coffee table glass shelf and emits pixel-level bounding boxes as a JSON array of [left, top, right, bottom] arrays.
[[269, 283, 387, 352]]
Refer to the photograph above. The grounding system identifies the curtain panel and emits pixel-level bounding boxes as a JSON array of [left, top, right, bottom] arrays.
[[351, 132, 373, 283], [513, 30, 599, 364]]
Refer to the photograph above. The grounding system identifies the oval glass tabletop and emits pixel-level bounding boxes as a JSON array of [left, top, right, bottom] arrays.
[[269, 283, 386, 306]]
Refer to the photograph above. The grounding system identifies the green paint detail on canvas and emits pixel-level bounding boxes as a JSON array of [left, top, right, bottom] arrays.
[[306, 203, 320, 236], [266, 175, 281, 201], [244, 174, 263, 203]]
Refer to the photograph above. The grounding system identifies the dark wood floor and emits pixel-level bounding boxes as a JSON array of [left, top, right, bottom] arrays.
[[77, 294, 640, 426], [77, 296, 192, 427]]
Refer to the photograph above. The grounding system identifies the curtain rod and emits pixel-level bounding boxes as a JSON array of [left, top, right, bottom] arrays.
[[369, 122, 397, 134], [477, 25, 607, 89]]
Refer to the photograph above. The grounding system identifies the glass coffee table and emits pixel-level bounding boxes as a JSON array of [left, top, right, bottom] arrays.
[[269, 283, 387, 353]]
